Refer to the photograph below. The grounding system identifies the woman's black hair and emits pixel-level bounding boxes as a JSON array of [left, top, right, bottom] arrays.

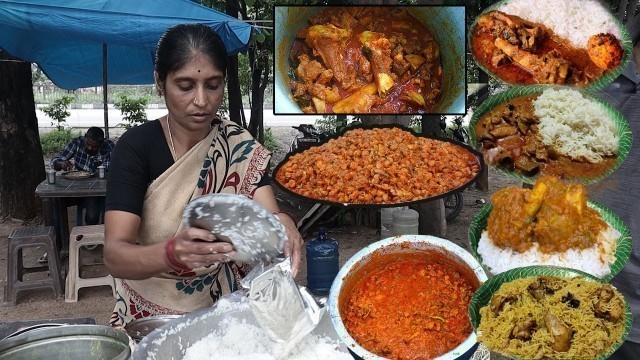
[[154, 23, 228, 83]]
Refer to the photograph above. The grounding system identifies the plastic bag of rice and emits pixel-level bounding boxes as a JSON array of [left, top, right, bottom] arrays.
[[533, 88, 618, 163]]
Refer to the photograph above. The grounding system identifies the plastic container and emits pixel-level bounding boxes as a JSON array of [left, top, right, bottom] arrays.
[[380, 207, 398, 239], [392, 207, 420, 236], [306, 227, 339, 295]]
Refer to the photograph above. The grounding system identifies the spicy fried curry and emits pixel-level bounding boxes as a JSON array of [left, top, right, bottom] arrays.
[[474, 94, 617, 180], [289, 7, 442, 114], [472, 11, 623, 86]]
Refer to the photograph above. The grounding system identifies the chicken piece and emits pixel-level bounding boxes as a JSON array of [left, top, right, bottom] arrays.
[[544, 312, 572, 352], [306, 24, 353, 89], [492, 53, 510, 68], [422, 41, 440, 62], [392, 54, 410, 77], [588, 33, 624, 70], [511, 318, 537, 341], [332, 83, 378, 113], [490, 294, 517, 315], [514, 157, 540, 176], [594, 284, 624, 323], [490, 125, 518, 138], [357, 54, 373, 83], [478, 11, 545, 51], [366, 38, 394, 96], [316, 69, 334, 85], [296, 57, 324, 83], [494, 38, 570, 84], [487, 187, 534, 252], [308, 83, 341, 103], [527, 277, 566, 301]]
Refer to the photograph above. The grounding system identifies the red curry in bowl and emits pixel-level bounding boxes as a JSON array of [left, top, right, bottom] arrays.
[[341, 250, 478, 359]]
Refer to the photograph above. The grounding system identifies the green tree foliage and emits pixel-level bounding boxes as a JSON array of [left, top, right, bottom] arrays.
[[114, 95, 149, 129], [42, 95, 74, 130]]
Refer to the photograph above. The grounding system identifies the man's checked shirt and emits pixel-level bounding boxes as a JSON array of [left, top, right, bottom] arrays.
[[51, 136, 115, 172]]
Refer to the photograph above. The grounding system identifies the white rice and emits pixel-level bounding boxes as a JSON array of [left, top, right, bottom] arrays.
[[477, 225, 619, 279], [498, 0, 620, 48], [182, 299, 351, 360], [533, 88, 619, 163]]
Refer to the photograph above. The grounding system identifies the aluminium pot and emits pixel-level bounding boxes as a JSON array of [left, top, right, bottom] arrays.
[[0, 324, 131, 360], [274, 6, 466, 115]]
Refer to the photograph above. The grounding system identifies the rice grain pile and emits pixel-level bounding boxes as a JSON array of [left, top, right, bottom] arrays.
[[533, 88, 619, 163], [498, 0, 620, 48], [478, 225, 619, 278], [478, 277, 626, 359], [182, 299, 351, 360]]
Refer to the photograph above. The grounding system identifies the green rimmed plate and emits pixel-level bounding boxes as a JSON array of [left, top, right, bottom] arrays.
[[468, 0, 633, 91], [468, 265, 633, 360], [468, 85, 633, 184], [468, 200, 632, 282]]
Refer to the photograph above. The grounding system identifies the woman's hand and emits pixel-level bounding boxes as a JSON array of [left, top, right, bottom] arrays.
[[168, 227, 236, 270], [276, 213, 304, 277]]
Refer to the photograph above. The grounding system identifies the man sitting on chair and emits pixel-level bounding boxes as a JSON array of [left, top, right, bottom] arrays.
[[51, 126, 115, 225]]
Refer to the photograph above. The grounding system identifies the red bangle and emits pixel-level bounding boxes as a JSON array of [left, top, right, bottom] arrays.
[[164, 237, 191, 273], [273, 210, 296, 224]]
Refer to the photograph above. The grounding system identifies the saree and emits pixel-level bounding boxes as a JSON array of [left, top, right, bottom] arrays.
[[110, 119, 271, 327]]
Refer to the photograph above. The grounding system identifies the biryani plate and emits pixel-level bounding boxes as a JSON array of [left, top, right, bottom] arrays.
[[468, 266, 632, 360], [469, 0, 632, 90], [468, 85, 632, 184]]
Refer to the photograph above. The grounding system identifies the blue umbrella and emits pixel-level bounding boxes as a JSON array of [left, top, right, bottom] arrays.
[[0, 0, 254, 135]]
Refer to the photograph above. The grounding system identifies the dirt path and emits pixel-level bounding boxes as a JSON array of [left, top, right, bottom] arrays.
[[0, 127, 519, 329]]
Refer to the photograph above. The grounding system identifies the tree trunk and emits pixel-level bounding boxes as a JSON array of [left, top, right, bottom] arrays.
[[226, 0, 245, 128], [0, 51, 45, 220]]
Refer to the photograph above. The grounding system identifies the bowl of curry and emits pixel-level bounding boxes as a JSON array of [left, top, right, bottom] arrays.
[[328, 235, 488, 359], [274, 6, 466, 115]]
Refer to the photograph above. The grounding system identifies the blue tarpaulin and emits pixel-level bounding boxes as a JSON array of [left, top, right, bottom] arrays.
[[0, 0, 254, 90]]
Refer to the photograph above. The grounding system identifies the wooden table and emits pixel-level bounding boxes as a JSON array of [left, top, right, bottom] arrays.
[[35, 175, 106, 252]]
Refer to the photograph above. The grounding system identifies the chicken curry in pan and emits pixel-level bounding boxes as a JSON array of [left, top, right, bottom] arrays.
[[288, 7, 443, 114], [472, 11, 624, 86]]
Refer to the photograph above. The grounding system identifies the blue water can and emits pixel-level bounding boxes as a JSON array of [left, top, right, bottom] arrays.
[[306, 227, 339, 295]]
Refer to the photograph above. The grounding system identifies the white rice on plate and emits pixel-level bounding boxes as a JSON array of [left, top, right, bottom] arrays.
[[498, 0, 620, 48], [477, 225, 619, 278], [182, 298, 351, 360], [534, 88, 619, 163]]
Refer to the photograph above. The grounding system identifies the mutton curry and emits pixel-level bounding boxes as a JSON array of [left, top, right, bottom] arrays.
[[288, 7, 443, 114]]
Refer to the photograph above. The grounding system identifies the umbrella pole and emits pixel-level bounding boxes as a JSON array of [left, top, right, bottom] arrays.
[[103, 43, 109, 139]]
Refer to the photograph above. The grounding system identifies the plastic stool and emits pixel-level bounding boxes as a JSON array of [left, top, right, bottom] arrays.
[[4, 226, 64, 306], [65, 225, 115, 303]]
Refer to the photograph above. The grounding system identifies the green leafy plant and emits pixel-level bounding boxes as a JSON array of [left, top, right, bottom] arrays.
[[262, 127, 279, 152], [114, 95, 149, 129], [40, 128, 81, 154], [42, 95, 74, 130]]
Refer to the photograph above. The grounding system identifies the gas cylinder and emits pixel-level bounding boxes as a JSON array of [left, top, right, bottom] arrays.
[[306, 227, 339, 295], [392, 207, 419, 236]]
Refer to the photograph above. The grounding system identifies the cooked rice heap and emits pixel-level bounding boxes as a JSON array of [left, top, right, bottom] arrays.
[[499, 0, 620, 48], [478, 276, 626, 359], [534, 88, 619, 163]]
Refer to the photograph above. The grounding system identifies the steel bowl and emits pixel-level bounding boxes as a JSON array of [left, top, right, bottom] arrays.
[[0, 324, 131, 360], [328, 235, 488, 360], [274, 6, 466, 115]]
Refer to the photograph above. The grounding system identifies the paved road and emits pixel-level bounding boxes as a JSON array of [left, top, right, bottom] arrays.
[[36, 107, 320, 130]]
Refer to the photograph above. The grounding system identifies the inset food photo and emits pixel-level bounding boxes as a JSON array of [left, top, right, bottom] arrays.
[[470, 0, 632, 89], [274, 5, 466, 115]]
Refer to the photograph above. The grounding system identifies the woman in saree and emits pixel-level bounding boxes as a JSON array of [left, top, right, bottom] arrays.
[[104, 23, 303, 327]]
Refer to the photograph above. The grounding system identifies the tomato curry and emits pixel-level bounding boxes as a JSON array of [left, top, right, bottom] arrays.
[[289, 7, 442, 114], [343, 260, 475, 359]]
